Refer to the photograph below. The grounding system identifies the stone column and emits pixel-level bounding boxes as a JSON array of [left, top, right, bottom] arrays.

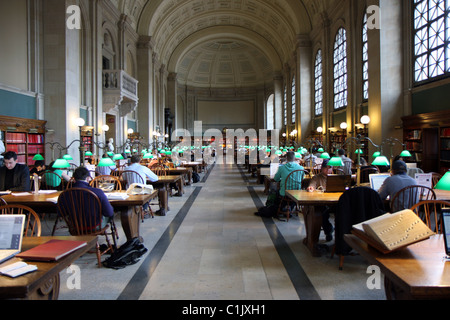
[[273, 72, 283, 130], [296, 34, 312, 142], [137, 35, 154, 143]]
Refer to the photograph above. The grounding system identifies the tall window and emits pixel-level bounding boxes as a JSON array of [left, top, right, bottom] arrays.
[[333, 28, 348, 109], [413, 0, 449, 83], [283, 85, 287, 126], [314, 49, 324, 116], [291, 76, 296, 124], [267, 94, 274, 130], [362, 13, 369, 100]]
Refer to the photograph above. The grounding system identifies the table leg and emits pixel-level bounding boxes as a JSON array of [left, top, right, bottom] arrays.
[[120, 206, 142, 242], [27, 275, 60, 300], [158, 188, 168, 215], [302, 205, 323, 257]]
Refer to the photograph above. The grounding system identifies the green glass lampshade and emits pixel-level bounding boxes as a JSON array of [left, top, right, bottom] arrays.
[[32, 154, 44, 161], [106, 151, 114, 157], [113, 153, 124, 160], [400, 150, 412, 157], [320, 152, 330, 159], [62, 154, 73, 160], [52, 158, 70, 168], [434, 171, 450, 190], [125, 149, 131, 154], [372, 156, 390, 166], [317, 148, 324, 152], [372, 151, 381, 158], [295, 152, 301, 158], [355, 149, 363, 154], [141, 149, 147, 154], [85, 151, 93, 156], [143, 153, 153, 159], [328, 157, 344, 167], [275, 150, 282, 155], [98, 157, 115, 167]]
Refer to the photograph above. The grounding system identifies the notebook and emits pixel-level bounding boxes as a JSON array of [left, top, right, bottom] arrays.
[[16, 239, 87, 262], [325, 175, 352, 193], [0, 215, 25, 264], [369, 173, 390, 191]]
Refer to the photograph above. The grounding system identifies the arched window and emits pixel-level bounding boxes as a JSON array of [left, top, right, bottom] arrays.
[[362, 13, 369, 101], [333, 28, 348, 109], [413, 0, 449, 83], [267, 93, 274, 130], [314, 49, 323, 116], [283, 85, 287, 126], [291, 76, 296, 124]]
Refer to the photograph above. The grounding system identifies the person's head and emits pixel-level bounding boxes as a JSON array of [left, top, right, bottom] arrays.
[[321, 159, 333, 174], [392, 160, 407, 175], [286, 151, 296, 162], [3, 151, 18, 170], [130, 155, 140, 164], [73, 167, 91, 181], [338, 149, 345, 157], [34, 160, 45, 169]]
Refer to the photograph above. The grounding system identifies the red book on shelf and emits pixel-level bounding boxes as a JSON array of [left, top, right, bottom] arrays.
[[16, 240, 87, 261]]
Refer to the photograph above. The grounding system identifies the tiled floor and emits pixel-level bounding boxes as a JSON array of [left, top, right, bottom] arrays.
[[53, 163, 386, 300]]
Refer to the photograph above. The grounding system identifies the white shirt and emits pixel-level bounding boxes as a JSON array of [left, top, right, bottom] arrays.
[[126, 163, 158, 183]]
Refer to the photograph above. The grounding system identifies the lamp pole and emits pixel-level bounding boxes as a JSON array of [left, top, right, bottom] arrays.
[[74, 118, 86, 167]]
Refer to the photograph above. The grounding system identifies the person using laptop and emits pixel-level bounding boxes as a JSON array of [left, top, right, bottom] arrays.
[[307, 159, 335, 241], [378, 160, 417, 211], [0, 151, 31, 192]]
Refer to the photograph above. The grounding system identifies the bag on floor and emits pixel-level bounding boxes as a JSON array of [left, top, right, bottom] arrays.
[[192, 172, 200, 183], [103, 238, 148, 269], [254, 205, 278, 218]]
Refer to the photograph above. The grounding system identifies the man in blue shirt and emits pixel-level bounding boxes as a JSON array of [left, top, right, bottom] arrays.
[[125, 155, 158, 184]]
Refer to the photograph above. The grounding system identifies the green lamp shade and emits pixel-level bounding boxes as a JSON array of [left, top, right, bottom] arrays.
[[372, 151, 381, 158], [434, 171, 450, 190], [63, 154, 73, 160], [125, 149, 131, 154], [275, 150, 282, 155], [98, 157, 115, 167], [113, 153, 124, 160], [400, 150, 412, 157], [85, 151, 93, 156], [295, 152, 301, 158], [328, 157, 344, 167], [52, 158, 70, 168], [32, 154, 44, 161], [320, 152, 330, 159], [317, 148, 324, 152], [372, 156, 390, 166], [107, 151, 114, 157], [355, 149, 363, 154], [143, 153, 153, 159], [141, 149, 147, 154]]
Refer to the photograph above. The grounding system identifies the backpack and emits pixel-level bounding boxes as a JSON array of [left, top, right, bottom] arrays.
[[102, 238, 148, 269], [192, 172, 200, 183]]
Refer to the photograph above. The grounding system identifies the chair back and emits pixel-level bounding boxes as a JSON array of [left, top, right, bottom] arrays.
[[89, 175, 122, 191], [335, 186, 386, 255], [410, 200, 450, 233], [390, 185, 436, 212], [284, 169, 305, 192], [40, 170, 64, 191], [56, 188, 104, 236], [0, 204, 41, 237], [120, 170, 145, 189], [430, 172, 442, 188], [151, 164, 167, 176], [359, 166, 380, 183]]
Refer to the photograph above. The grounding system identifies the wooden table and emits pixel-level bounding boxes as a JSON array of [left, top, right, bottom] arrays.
[[180, 161, 202, 173], [434, 189, 450, 201], [167, 167, 193, 185], [285, 190, 342, 256], [344, 234, 450, 299], [0, 236, 97, 300], [1, 191, 157, 242], [148, 175, 182, 215]]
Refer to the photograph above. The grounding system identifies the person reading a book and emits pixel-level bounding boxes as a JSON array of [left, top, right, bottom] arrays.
[[307, 159, 335, 241], [378, 160, 417, 211], [0, 151, 31, 191], [71, 166, 114, 228]]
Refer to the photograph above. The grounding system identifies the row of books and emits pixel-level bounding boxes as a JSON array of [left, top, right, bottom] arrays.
[[28, 134, 44, 143], [405, 141, 422, 151], [7, 144, 26, 153], [5, 132, 26, 143], [28, 145, 44, 154], [405, 129, 422, 140], [441, 127, 450, 137]]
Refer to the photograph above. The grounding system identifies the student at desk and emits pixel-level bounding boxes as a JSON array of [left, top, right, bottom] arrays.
[[126, 155, 158, 183], [306, 159, 335, 241], [0, 151, 31, 191]]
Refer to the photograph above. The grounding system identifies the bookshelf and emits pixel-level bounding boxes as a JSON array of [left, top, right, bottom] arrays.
[[329, 130, 347, 156], [440, 127, 450, 175], [0, 116, 46, 165], [80, 126, 94, 154]]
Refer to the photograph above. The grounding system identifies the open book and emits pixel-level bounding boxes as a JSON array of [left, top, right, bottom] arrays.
[[352, 209, 435, 254]]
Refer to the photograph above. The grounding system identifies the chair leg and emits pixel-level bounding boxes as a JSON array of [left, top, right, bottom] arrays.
[[96, 242, 102, 268], [339, 255, 345, 271]]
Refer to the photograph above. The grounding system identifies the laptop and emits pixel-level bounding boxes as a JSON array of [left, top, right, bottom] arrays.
[[0, 215, 25, 264], [369, 173, 390, 191], [326, 175, 352, 193], [441, 208, 450, 258]]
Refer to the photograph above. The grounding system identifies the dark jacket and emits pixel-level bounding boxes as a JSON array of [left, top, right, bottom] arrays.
[[334, 187, 386, 255], [0, 164, 31, 191]]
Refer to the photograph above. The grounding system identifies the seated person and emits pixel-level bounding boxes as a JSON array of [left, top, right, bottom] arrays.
[[43, 161, 71, 188], [96, 155, 116, 176], [0, 151, 31, 191], [307, 159, 335, 241], [70, 166, 114, 229], [30, 160, 46, 176], [338, 149, 353, 175], [378, 160, 418, 211]]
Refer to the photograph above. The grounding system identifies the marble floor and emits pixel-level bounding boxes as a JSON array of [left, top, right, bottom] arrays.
[[51, 163, 386, 300]]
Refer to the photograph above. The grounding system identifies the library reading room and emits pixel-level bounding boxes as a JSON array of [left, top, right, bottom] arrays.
[[1, 0, 450, 306]]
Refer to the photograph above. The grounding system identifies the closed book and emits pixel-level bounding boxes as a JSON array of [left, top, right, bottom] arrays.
[[16, 240, 87, 261]]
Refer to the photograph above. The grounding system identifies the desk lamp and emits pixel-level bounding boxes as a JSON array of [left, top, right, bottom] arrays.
[[32, 154, 44, 161], [98, 157, 115, 167], [434, 171, 450, 191], [320, 152, 330, 159], [52, 158, 71, 169], [328, 157, 344, 167], [372, 156, 390, 167], [63, 154, 73, 160], [113, 154, 124, 160]]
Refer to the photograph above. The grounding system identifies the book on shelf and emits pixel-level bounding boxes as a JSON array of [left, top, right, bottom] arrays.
[[16, 239, 87, 261], [351, 209, 434, 254]]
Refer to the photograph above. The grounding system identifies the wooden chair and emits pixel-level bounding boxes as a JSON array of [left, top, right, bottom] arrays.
[[276, 169, 306, 221], [359, 166, 380, 184], [89, 175, 122, 191], [120, 170, 154, 220], [430, 172, 442, 188], [56, 188, 117, 267], [151, 164, 168, 176], [39, 171, 65, 191], [0, 204, 41, 237], [410, 200, 450, 233], [390, 185, 436, 213], [0, 197, 7, 206]]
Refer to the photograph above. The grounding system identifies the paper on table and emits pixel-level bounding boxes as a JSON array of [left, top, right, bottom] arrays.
[[38, 190, 57, 194], [11, 192, 32, 196], [0, 261, 37, 278], [46, 197, 59, 203]]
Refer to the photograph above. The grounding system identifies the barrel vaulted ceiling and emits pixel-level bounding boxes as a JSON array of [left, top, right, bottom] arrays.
[[112, 0, 333, 88]]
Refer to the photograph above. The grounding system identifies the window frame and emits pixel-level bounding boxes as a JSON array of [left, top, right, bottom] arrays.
[[333, 27, 348, 110]]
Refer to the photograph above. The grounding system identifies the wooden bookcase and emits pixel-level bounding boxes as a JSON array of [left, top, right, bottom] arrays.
[[0, 116, 46, 165], [80, 126, 94, 154], [402, 110, 450, 174]]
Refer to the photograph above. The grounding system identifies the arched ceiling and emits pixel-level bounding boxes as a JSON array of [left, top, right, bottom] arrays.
[[112, 0, 333, 88]]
